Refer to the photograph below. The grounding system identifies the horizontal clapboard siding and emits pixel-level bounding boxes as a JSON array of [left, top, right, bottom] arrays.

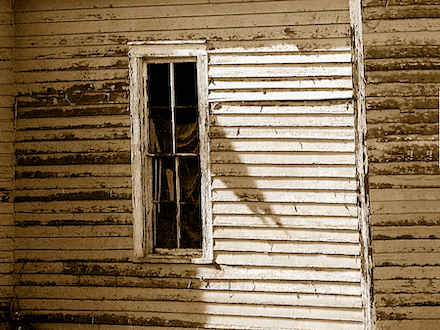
[[207, 42, 361, 328], [363, 0, 440, 329], [13, 0, 362, 329], [0, 0, 14, 326]]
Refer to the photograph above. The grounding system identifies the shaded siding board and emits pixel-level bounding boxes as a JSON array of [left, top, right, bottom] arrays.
[[14, 312, 364, 330], [15, 0, 351, 13], [16, 11, 351, 37], [15, 25, 350, 49], [15, 261, 362, 282], [16, 274, 362, 296], [16, 0, 350, 17], [14, 286, 362, 308], [14, 39, 352, 62]]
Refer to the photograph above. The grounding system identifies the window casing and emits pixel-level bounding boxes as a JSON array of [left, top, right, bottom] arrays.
[[129, 41, 212, 263]]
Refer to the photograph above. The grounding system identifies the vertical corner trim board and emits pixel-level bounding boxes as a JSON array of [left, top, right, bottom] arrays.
[[0, 0, 15, 323]]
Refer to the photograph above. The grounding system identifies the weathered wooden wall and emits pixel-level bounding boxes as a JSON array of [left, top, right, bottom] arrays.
[[13, 0, 364, 329], [363, 1, 440, 329], [0, 0, 14, 328]]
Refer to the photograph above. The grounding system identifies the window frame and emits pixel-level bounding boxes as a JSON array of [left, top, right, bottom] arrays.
[[129, 41, 212, 263]]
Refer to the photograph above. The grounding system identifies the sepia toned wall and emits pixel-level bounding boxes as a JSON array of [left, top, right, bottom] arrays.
[[12, 0, 366, 329], [363, 0, 440, 329], [0, 0, 14, 327]]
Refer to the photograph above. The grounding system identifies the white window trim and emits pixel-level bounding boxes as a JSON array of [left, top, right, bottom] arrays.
[[129, 41, 213, 263]]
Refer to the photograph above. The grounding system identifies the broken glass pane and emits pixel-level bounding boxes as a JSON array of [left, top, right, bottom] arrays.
[[174, 62, 197, 106]]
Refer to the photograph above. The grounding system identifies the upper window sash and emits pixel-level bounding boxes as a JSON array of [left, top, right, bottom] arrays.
[[129, 41, 212, 263]]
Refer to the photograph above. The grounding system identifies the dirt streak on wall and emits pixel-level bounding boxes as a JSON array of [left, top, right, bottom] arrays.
[[363, 0, 440, 329]]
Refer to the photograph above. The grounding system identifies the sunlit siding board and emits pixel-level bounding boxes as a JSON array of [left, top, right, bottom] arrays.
[[362, 1, 440, 329]]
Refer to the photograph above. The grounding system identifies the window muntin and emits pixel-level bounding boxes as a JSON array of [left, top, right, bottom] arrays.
[[147, 61, 201, 250], [129, 41, 212, 263]]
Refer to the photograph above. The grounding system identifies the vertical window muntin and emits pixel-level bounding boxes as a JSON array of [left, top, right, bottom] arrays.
[[146, 58, 201, 251]]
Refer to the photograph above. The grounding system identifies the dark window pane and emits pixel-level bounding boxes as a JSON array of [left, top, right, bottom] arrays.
[[152, 157, 175, 202], [147, 63, 170, 107], [176, 107, 199, 153], [180, 203, 201, 249], [174, 62, 197, 106], [180, 157, 200, 202], [155, 202, 177, 248], [149, 107, 172, 154]]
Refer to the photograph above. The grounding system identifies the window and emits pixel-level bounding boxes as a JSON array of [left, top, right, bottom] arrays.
[[129, 41, 212, 262]]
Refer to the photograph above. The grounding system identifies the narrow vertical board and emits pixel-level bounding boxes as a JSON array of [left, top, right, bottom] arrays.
[[0, 0, 14, 327]]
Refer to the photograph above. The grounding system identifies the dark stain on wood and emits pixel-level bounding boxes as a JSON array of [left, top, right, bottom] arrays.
[[364, 0, 440, 7], [17, 92, 128, 110], [14, 190, 131, 203], [20, 313, 205, 328], [369, 144, 438, 163], [16, 153, 130, 166], [367, 97, 438, 110], [18, 105, 129, 119], [366, 58, 440, 71]]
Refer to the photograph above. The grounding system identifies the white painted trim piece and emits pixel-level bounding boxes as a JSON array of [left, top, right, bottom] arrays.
[[129, 42, 207, 58], [129, 56, 146, 261], [208, 90, 354, 102], [196, 51, 213, 262], [128, 40, 207, 45], [129, 41, 212, 263], [209, 52, 353, 65]]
